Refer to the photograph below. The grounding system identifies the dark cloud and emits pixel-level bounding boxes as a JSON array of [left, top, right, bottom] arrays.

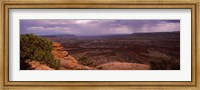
[[163, 20, 180, 23], [20, 20, 180, 36]]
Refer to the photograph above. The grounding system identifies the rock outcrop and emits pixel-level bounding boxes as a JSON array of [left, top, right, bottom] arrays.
[[53, 42, 64, 51], [51, 42, 93, 70], [24, 42, 92, 70], [25, 60, 54, 70], [96, 62, 150, 70]]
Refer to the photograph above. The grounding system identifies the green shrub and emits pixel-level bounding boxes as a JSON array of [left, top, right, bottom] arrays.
[[78, 56, 89, 66], [149, 57, 180, 70], [20, 34, 59, 69]]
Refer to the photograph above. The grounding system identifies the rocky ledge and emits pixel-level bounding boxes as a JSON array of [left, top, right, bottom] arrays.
[[24, 42, 93, 70]]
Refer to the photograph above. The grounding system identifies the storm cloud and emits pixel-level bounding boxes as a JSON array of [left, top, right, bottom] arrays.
[[20, 20, 180, 36]]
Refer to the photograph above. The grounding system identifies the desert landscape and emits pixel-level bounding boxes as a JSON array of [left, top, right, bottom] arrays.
[[20, 20, 180, 70]]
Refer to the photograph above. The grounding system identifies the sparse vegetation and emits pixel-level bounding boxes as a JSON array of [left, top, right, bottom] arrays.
[[149, 57, 180, 70], [20, 34, 59, 69], [78, 56, 89, 66]]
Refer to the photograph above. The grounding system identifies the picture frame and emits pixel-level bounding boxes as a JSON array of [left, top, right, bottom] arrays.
[[0, 0, 199, 90]]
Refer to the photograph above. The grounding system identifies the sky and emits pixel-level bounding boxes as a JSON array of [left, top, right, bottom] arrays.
[[20, 20, 180, 36]]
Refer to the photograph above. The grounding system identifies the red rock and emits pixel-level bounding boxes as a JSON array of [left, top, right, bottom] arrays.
[[53, 42, 61, 47], [58, 66, 70, 70], [96, 62, 150, 70], [51, 51, 68, 58], [63, 55, 78, 63], [60, 59, 78, 69], [53, 46, 64, 51], [26, 60, 54, 70]]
